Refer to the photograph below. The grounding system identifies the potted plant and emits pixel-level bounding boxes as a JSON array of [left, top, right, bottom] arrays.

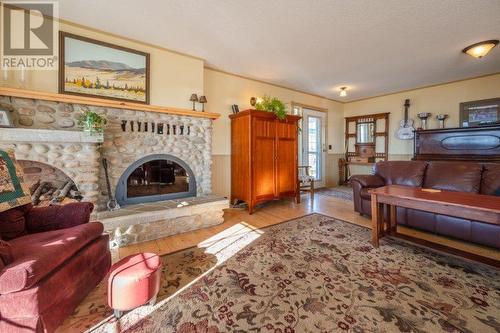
[[78, 110, 107, 134], [255, 95, 287, 120]]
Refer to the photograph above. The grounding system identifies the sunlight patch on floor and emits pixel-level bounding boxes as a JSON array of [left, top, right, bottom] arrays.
[[198, 221, 263, 263], [87, 222, 265, 332]]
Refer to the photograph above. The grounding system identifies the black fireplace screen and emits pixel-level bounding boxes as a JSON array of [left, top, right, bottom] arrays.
[[115, 154, 196, 206], [127, 160, 189, 198]]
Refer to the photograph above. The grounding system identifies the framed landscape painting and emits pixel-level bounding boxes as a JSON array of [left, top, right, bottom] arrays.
[[59, 32, 150, 104]]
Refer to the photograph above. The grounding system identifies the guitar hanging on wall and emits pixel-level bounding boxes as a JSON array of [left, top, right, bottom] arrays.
[[396, 99, 415, 140]]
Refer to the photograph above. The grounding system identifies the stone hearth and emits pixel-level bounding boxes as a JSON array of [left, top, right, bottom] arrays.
[[98, 195, 228, 248]]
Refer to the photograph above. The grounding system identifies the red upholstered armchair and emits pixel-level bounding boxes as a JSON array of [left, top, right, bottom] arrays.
[[0, 202, 111, 333]]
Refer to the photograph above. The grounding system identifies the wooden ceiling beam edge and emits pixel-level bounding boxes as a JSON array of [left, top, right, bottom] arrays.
[[0, 87, 220, 120]]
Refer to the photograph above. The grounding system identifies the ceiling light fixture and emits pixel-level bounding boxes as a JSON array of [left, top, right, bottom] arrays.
[[339, 87, 347, 97], [462, 40, 498, 58]]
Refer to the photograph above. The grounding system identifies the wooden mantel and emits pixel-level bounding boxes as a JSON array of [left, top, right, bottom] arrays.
[[0, 87, 220, 120]]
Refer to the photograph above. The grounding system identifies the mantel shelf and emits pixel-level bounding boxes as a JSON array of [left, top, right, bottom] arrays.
[[0, 127, 103, 144], [0, 87, 220, 120]]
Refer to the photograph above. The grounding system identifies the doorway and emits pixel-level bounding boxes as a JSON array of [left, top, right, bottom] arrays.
[[299, 107, 326, 188]]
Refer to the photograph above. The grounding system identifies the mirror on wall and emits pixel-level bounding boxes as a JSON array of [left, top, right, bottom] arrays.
[[339, 112, 390, 185], [356, 122, 374, 143]]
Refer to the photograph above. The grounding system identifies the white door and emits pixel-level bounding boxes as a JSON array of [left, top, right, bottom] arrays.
[[301, 108, 326, 188]]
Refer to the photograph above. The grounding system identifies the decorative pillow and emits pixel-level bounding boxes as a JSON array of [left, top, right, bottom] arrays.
[[0, 149, 31, 213]]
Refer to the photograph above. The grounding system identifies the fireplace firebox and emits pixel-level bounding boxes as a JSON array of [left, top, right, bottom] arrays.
[[115, 154, 196, 206]]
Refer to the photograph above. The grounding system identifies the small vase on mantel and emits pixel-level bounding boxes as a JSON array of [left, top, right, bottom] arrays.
[[436, 114, 448, 129], [417, 112, 431, 130]]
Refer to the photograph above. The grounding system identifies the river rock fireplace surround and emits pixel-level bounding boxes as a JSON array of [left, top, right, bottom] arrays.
[[0, 90, 227, 247]]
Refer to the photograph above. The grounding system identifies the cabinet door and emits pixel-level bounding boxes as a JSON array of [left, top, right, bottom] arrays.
[[276, 120, 298, 197], [252, 116, 276, 202]]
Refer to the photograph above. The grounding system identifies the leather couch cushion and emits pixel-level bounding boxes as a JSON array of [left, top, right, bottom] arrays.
[[0, 222, 104, 294], [481, 163, 500, 196], [471, 221, 499, 249], [374, 161, 427, 187], [435, 215, 471, 242], [423, 162, 482, 193], [407, 209, 436, 233], [0, 204, 31, 240], [359, 188, 371, 200]]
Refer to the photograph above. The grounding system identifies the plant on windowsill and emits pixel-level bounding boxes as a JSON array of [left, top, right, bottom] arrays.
[[77, 110, 107, 135], [255, 95, 287, 120]]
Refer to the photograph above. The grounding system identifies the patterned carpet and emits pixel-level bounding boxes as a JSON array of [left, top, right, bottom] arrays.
[[60, 214, 499, 333], [316, 186, 353, 201]]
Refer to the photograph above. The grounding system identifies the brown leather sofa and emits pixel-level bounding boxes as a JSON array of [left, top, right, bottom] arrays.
[[350, 161, 500, 249]]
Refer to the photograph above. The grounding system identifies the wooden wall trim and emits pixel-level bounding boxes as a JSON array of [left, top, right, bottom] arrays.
[[0, 87, 220, 119]]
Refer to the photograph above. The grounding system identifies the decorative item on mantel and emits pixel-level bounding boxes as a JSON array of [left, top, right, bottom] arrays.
[[436, 114, 448, 129], [77, 109, 107, 134], [417, 112, 431, 130], [198, 95, 207, 112], [189, 93, 198, 111]]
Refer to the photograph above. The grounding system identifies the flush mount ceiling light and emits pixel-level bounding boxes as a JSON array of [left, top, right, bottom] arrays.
[[339, 87, 347, 97], [462, 40, 499, 58]]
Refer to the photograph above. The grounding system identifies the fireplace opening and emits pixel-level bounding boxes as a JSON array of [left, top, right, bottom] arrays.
[[115, 154, 196, 206], [127, 160, 189, 198], [18, 160, 83, 207]]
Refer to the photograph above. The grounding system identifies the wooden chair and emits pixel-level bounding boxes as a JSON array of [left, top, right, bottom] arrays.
[[297, 165, 315, 203]]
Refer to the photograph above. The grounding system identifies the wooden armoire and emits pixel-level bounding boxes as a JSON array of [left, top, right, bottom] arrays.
[[230, 109, 301, 214]]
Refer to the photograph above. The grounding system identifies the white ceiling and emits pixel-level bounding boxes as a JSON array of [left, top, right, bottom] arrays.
[[59, 0, 500, 102]]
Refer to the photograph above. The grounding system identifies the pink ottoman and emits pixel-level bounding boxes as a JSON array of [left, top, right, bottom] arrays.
[[107, 252, 162, 318]]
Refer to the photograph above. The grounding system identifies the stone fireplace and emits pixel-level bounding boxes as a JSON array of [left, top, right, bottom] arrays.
[[0, 94, 214, 211], [0, 92, 228, 247], [115, 154, 196, 206]]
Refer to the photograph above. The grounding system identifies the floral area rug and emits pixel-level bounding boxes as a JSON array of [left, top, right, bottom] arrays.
[[316, 186, 353, 201], [61, 214, 499, 333]]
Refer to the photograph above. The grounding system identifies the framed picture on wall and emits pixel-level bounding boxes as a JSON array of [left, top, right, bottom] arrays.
[[59, 32, 150, 104], [459, 98, 499, 127]]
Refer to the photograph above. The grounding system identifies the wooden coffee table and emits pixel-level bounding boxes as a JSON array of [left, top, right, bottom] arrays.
[[369, 185, 500, 248]]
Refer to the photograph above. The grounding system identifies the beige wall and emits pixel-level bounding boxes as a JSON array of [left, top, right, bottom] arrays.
[[3, 19, 204, 110], [343, 73, 500, 155], [204, 69, 344, 155]]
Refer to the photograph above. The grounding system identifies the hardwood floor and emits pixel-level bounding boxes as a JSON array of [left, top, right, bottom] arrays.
[[117, 194, 500, 263]]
